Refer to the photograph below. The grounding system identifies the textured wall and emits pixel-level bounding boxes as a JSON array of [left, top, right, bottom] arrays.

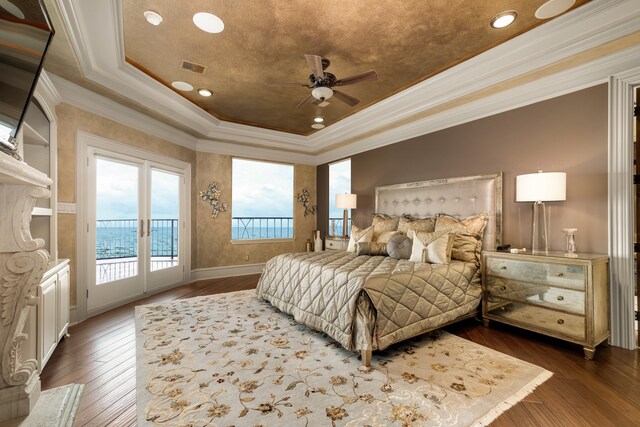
[[56, 103, 197, 305], [195, 152, 317, 269], [318, 84, 608, 254]]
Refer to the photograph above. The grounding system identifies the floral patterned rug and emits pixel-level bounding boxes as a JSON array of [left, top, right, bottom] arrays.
[[135, 290, 552, 426]]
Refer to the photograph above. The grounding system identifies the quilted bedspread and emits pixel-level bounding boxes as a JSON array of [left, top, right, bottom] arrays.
[[256, 251, 482, 351]]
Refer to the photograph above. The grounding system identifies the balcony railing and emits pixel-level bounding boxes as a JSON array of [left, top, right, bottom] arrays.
[[232, 217, 293, 240], [329, 217, 351, 236], [96, 218, 179, 284]]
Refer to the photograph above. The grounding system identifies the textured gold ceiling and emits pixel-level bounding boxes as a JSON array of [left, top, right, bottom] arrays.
[[120, 0, 589, 135]]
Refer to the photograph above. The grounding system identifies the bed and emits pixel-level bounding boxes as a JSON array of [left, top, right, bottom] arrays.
[[256, 173, 503, 366]]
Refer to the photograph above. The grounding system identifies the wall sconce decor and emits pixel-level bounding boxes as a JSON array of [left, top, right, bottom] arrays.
[[297, 187, 317, 217], [200, 181, 228, 218]]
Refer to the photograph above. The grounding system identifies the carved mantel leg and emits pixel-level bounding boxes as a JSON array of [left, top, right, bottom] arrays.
[[0, 184, 51, 421]]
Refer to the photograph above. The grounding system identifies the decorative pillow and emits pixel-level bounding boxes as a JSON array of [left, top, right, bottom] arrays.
[[386, 234, 413, 260], [347, 224, 374, 252], [372, 214, 400, 240], [409, 231, 453, 264], [375, 230, 402, 244], [404, 217, 436, 235], [355, 241, 388, 256], [434, 213, 488, 262]]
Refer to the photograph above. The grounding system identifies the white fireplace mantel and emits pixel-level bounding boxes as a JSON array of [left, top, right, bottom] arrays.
[[0, 152, 52, 421]]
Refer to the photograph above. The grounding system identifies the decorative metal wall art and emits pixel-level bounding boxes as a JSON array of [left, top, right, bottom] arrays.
[[200, 182, 228, 218], [297, 187, 317, 217]]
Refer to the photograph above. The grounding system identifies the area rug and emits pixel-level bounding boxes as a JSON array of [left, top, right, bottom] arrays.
[[1, 383, 84, 427], [135, 290, 552, 426]]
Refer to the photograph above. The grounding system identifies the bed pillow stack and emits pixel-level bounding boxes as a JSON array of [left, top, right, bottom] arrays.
[[434, 213, 488, 263]]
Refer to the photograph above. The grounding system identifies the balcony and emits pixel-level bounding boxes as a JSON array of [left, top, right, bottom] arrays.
[[96, 219, 178, 284]]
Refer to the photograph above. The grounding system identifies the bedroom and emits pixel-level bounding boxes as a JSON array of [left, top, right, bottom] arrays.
[[0, 0, 639, 425]]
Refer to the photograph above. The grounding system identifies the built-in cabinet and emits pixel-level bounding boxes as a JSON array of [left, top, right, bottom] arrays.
[[18, 91, 68, 372]]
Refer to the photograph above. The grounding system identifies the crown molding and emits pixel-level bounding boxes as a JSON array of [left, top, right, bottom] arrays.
[[315, 43, 640, 165], [52, 0, 640, 163], [36, 71, 63, 108]]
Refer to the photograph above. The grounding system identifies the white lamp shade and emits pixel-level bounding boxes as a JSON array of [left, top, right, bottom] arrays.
[[516, 172, 566, 202], [336, 193, 357, 209]]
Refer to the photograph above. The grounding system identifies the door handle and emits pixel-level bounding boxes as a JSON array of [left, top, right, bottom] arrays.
[[140, 220, 144, 237], [147, 219, 151, 237]]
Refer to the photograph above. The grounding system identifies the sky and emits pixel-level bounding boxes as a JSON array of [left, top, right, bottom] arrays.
[[329, 159, 351, 221], [96, 158, 179, 220], [232, 158, 293, 217]]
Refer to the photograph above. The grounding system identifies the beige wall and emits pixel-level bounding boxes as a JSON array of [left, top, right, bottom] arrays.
[[56, 103, 198, 305], [56, 103, 317, 305], [195, 152, 316, 269], [318, 84, 608, 254]]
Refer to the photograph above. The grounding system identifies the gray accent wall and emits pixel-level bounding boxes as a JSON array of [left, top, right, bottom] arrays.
[[318, 84, 608, 254]]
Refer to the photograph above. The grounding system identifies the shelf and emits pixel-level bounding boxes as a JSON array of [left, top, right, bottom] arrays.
[[23, 122, 49, 146], [32, 207, 52, 216]]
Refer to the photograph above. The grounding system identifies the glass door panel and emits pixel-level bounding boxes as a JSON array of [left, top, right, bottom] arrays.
[[96, 158, 140, 284], [150, 169, 180, 272]]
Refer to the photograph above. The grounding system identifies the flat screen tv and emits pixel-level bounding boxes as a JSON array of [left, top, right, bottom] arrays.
[[0, 0, 54, 156]]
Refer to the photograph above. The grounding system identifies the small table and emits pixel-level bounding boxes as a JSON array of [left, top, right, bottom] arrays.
[[325, 236, 349, 251]]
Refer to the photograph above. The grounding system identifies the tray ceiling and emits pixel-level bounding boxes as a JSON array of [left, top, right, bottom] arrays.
[[121, 0, 589, 135]]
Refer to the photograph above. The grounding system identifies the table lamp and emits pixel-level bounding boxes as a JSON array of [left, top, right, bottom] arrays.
[[516, 171, 566, 254], [336, 193, 357, 237]]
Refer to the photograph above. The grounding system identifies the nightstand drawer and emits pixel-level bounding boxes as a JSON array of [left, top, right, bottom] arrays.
[[487, 302, 586, 340], [486, 277, 585, 315], [325, 238, 347, 251], [486, 257, 585, 290]]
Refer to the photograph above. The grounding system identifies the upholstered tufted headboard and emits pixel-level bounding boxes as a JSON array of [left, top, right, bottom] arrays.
[[375, 173, 503, 250]]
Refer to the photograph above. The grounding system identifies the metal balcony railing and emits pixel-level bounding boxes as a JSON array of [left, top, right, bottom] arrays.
[[232, 216, 293, 240], [328, 217, 351, 236]]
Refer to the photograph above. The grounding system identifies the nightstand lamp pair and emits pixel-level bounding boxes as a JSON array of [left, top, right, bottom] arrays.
[[517, 171, 575, 256], [335, 193, 357, 237]]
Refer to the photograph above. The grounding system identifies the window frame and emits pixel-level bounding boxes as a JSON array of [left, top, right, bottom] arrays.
[[230, 157, 295, 244]]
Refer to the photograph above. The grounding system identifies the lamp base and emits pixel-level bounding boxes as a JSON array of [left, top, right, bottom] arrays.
[[342, 209, 349, 238], [531, 201, 548, 255]]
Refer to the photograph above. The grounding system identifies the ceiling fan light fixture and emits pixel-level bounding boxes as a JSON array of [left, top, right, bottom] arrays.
[[314, 117, 324, 123], [311, 123, 325, 130], [193, 12, 225, 33], [144, 10, 163, 26], [198, 88, 213, 97], [490, 11, 517, 29], [311, 86, 333, 101]]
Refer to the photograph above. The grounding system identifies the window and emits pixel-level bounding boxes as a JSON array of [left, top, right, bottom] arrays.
[[232, 158, 294, 240], [328, 159, 351, 236]]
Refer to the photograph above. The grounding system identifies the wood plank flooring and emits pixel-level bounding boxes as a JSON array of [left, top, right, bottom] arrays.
[[41, 275, 639, 426]]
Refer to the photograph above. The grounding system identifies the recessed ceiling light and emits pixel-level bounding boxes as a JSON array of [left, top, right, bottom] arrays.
[[311, 124, 325, 130], [171, 81, 193, 91], [490, 11, 517, 29], [193, 12, 224, 33], [198, 88, 213, 97], [0, 0, 25, 19], [535, 0, 576, 20], [143, 10, 163, 26], [314, 117, 324, 123]]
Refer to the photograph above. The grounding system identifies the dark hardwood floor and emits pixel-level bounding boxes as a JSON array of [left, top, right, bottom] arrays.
[[41, 275, 639, 426]]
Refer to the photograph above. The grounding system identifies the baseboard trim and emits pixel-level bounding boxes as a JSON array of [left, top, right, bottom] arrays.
[[69, 305, 78, 326], [191, 263, 265, 281]]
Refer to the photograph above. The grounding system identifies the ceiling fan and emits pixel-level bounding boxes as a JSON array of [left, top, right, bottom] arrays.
[[266, 55, 378, 108]]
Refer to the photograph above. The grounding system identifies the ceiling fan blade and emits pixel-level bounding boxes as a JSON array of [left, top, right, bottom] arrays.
[[296, 94, 315, 108], [305, 54, 325, 80], [332, 90, 360, 106], [334, 70, 378, 86], [265, 81, 308, 87]]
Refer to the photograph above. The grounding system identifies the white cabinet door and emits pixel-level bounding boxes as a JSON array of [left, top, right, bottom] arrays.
[[57, 266, 70, 340], [39, 275, 58, 370]]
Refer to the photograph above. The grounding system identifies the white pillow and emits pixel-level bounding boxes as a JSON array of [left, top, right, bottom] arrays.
[[347, 224, 374, 252], [409, 231, 453, 264]]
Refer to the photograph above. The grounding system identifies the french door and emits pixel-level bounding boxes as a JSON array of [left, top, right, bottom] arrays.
[[86, 148, 186, 313]]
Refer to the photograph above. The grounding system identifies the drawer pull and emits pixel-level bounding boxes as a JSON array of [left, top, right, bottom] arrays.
[[499, 285, 507, 292], [557, 295, 564, 301], [556, 273, 564, 277], [500, 266, 507, 270], [557, 319, 565, 325]]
